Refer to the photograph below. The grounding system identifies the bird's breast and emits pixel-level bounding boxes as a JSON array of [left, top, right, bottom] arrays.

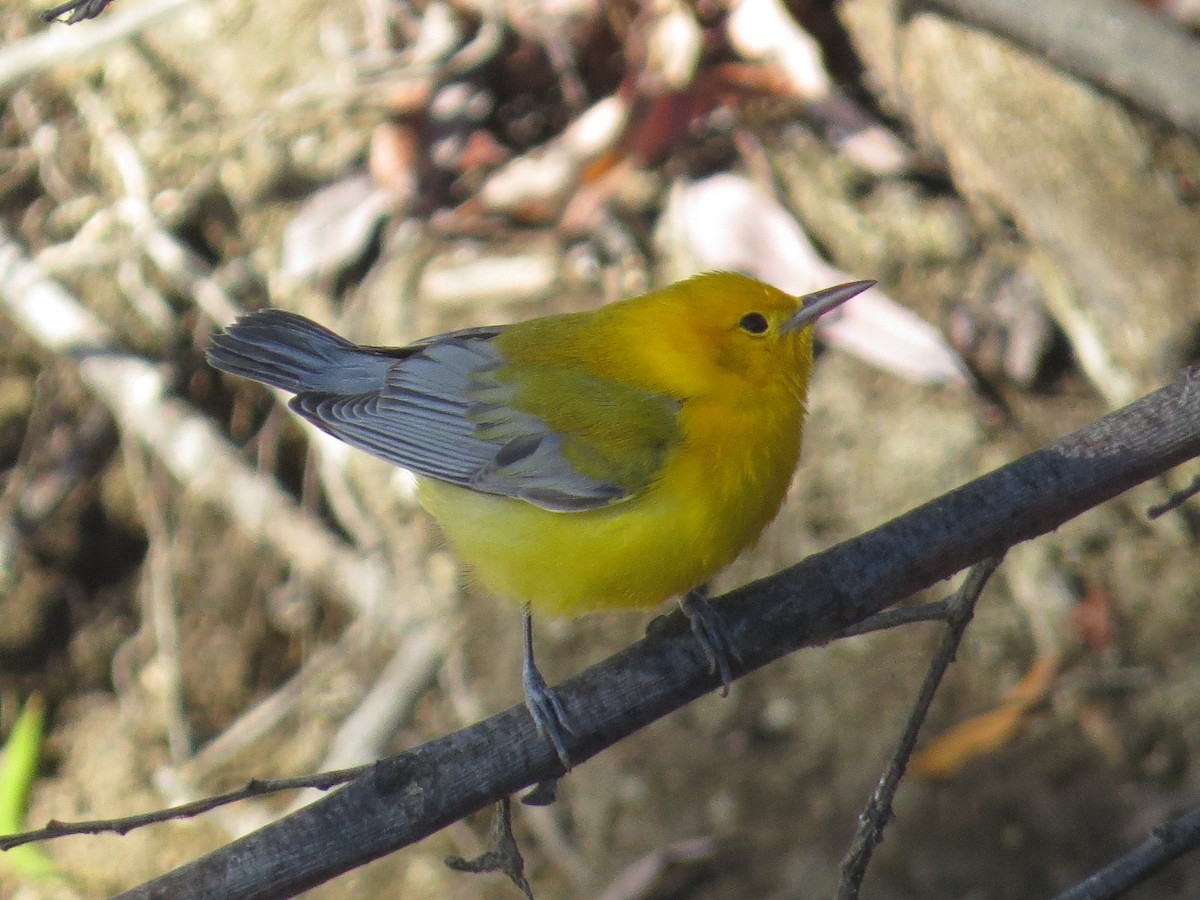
[[418, 388, 807, 618]]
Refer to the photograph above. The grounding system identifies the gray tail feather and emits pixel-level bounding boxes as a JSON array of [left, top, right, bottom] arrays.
[[206, 309, 392, 395]]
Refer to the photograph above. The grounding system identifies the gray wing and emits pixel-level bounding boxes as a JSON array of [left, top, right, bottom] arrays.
[[290, 331, 630, 511]]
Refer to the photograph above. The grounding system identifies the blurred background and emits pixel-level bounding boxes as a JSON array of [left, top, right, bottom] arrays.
[[0, 0, 1198, 896]]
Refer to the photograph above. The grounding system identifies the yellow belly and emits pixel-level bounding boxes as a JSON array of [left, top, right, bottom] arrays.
[[417, 406, 802, 618]]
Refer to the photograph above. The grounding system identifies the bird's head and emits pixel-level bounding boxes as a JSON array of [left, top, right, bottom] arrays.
[[615, 272, 873, 399]]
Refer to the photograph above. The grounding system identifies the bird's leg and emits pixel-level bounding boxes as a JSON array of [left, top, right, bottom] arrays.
[[521, 607, 574, 771], [679, 585, 741, 696], [444, 798, 534, 895]]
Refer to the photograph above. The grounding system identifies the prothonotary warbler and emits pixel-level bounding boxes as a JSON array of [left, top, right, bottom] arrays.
[[206, 272, 873, 768]]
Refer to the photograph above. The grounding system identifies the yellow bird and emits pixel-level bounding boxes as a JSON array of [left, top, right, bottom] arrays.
[[207, 272, 872, 767]]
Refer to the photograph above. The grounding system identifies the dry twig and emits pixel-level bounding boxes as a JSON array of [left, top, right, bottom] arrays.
[[0, 227, 391, 618], [837, 556, 1004, 899], [0, 769, 369, 850], [1053, 806, 1200, 900], [1147, 471, 1200, 519], [0, 0, 197, 91]]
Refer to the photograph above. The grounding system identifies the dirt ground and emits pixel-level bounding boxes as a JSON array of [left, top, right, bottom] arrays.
[[0, 0, 1199, 898]]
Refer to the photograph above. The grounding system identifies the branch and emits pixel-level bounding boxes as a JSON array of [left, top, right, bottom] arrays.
[[1148, 470, 1200, 519], [0, 599, 949, 852], [0, 227, 390, 619], [1053, 806, 1200, 900], [0, 0, 197, 92], [107, 366, 1200, 899], [838, 555, 1004, 898], [0, 769, 367, 850], [925, 0, 1200, 138]]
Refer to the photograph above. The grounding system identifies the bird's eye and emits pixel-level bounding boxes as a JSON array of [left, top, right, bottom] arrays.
[[739, 312, 769, 334]]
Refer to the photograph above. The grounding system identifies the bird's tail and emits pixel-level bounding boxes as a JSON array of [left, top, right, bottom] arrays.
[[206, 309, 392, 395]]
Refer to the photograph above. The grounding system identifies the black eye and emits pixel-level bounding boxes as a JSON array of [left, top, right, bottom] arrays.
[[739, 312, 769, 334]]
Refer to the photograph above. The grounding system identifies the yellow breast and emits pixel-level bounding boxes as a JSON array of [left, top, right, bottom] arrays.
[[418, 383, 805, 618]]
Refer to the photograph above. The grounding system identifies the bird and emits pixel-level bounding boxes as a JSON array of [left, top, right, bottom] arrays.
[[205, 271, 873, 769]]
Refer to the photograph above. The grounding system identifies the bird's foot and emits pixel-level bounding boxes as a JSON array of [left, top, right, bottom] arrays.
[[522, 657, 574, 771], [521, 608, 574, 772], [680, 588, 742, 696]]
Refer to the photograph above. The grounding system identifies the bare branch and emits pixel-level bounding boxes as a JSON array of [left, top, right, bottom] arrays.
[[838, 555, 1004, 899], [0, 227, 391, 619], [0, 0, 198, 92], [0, 769, 368, 851], [0, 598, 961, 858], [1147, 471, 1200, 519], [1053, 806, 1200, 900]]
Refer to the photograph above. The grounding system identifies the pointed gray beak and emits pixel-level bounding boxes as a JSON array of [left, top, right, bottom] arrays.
[[782, 280, 875, 333]]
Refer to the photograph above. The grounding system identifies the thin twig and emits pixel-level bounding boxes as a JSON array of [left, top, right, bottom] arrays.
[[170, 622, 371, 787], [596, 836, 720, 900], [0, 226, 391, 618], [1053, 806, 1200, 900], [121, 439, 192, 765], [0, 768, 369, 851], [0, 0, 198, 92], [287, 621, 448, 811], [1147, 471, 1200, 519], [837, 555, 1004, 899], [833, 598, 953, 639], [72, 87, 242, 326]]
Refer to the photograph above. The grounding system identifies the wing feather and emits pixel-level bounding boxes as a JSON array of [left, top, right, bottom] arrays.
[[283, 328, 678, 512], [213, 309, 682, 511]]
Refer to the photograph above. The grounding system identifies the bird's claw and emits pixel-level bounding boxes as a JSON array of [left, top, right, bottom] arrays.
[[522, 656, 575, 771], [680, 589, 742, 696]]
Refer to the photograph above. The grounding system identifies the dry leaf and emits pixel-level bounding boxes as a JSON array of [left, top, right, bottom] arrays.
[[644, 0, 703, 90], [659, 173, 970, 385], [280, 173, 392, 284], [1002, 655, 1058, 707], [368, 121, 419, 202], [912, 703, 1028, 779], [913, 656, 1057, 779], [726, 0, 831, 100], [479, 94, 630, 217]]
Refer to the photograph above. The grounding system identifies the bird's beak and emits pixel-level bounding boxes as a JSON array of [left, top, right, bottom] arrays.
[[782, 280, 875, 333]]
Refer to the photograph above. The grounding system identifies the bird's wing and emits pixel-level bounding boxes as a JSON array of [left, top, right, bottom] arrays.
[[290, 330, 680, 512]]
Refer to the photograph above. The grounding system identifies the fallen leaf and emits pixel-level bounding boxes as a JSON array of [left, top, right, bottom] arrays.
[[726, 0, 831, 100], [659, 173, 971, 385], [913, 656, 1057, 779], [912, 703, 1028, 780], [479, 94, 630, 218], [368, 121, 420, 201], [280, 173, 392, 284]]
